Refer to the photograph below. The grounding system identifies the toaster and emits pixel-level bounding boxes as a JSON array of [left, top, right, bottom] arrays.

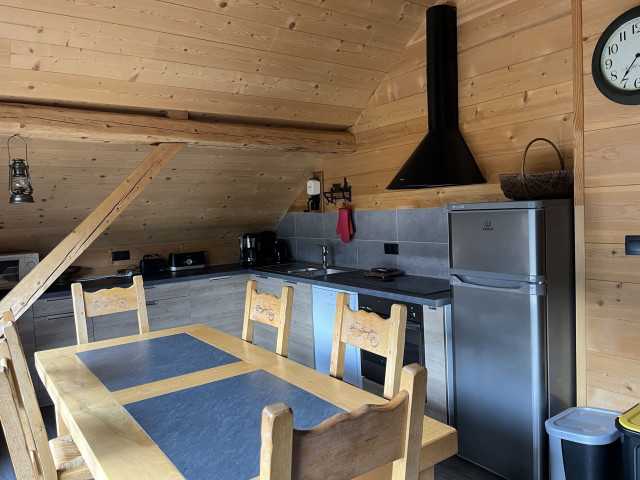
[[140, 255, 166, 274], [168, 251, 206, 271]]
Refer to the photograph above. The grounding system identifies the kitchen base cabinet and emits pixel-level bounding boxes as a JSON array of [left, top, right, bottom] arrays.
[[250, 275, 314, 369], [144, 282, 191, 332], [189, 274, 250, 337], [311, 286, 361, 388], [423, 305, 449, 424], [33, 295, 93, 405]]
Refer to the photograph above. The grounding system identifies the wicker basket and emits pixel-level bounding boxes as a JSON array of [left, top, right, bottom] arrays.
[[499, 138, 573, 200]]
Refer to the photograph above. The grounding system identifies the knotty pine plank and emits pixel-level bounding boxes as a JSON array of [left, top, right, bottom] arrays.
[[0, 67, 361, 128], [584, 185, 640, 244], [162, 0, 416, 51], [10, 41, 372, 109], [586, 386, 639, 412], [366, 48, 572, 110], [584, 124, 640, 188], [587, 351, 640, 399], [153, 33, 384, 90], [587, 316, 640, 360], [291, 0, 427, 30], [457, 0, 570, 53], [586, 280, 640, 324], [584, 74, 640, 133], [458, 15, 572, 81], [585, 243, 640, 283]]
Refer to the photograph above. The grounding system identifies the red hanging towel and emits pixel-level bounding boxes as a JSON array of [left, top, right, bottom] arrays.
[[336, 205, 353, 243]]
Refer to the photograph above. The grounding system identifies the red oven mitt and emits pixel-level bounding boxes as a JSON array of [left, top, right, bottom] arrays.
[[336, 206, 353, 243]]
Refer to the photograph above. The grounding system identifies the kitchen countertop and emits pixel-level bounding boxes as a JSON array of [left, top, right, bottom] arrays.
[[2, 263, 451, 307]]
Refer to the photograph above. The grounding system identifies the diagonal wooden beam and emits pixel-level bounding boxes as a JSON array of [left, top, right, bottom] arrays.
[[0, 102, 355, 153], [0, 143, 184, 321]]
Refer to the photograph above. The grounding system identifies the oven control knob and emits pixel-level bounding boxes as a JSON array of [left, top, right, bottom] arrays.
[[26, 261, 37, 270], [185, 258, 193, 265]]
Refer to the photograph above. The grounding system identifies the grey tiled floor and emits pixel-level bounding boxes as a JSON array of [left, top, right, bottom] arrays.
[[0, 406, 501, 480]]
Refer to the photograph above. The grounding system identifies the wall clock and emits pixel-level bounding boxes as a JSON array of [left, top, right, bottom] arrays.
[[592, 5, 640, 105]]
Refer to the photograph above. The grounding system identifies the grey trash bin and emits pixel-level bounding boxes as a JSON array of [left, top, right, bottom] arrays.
[[545, 407, 622, 480]]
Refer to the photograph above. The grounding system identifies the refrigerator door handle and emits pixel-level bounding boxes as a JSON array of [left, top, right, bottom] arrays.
[[451, 275, 546, 295]]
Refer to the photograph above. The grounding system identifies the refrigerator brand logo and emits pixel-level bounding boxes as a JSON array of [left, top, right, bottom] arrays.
[[482, 220, 493, 231]]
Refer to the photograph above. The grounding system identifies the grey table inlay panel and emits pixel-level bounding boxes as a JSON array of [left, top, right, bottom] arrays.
[[76, 333, 239, 391], [124, 369, 345, 480]]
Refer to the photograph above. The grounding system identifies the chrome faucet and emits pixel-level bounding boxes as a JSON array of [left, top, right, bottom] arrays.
[[317, 244, 329, 269]]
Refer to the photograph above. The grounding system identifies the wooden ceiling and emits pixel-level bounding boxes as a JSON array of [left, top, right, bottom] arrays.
[[0, 1, 432, 258], [0, 0, 430, 129]]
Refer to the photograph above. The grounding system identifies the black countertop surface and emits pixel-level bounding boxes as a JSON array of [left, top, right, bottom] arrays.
[[2, 263, 451, 307]]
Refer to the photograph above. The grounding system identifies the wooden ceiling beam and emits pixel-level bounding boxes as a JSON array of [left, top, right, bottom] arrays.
[[0, 102, 355, 154]]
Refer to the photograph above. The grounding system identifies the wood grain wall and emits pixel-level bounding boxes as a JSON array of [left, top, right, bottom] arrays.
[[292, 0, 574, 212], [0, 138, 319, 274], [581, 0, 640, 411]]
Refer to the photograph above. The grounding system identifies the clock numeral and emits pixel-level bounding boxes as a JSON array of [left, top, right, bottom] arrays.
[[620, 31, 628, 42], [608, 44, 619, 55], [635, 78, 640, 89], [610, 70, 618, 81], [633, 23, 640, 34], [605, 59, 613, 69], [621, 77, 629, 87]]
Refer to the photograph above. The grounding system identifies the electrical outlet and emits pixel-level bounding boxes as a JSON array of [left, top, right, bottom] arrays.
[[111, 250, 130, 262], [384, 243, 399, 255]]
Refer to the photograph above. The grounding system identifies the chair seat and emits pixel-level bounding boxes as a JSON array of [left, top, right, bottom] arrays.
[[49, 435, 92, 479]]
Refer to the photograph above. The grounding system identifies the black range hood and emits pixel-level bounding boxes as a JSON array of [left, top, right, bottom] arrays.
[[387, 5, 485, 190]]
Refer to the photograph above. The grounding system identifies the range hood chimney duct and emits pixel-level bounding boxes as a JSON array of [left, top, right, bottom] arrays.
[[386, 5, 485, 190]]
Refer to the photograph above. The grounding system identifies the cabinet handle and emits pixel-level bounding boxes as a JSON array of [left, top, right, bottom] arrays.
[[284, 280, 298, 285], [209, 276, 231, 281], [255, 275, 268, 279], [146, 301, 157, 306], [143, 285, 157, 290], [45, 313, 72, 321], [45, 296, 72, 302]]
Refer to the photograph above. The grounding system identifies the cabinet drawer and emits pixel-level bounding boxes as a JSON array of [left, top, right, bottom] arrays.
[[148, 296, 191, 331], [189, 274, 249, 336], [34, 313, 93, 352], [92, 310, 140, 343], [143, 281, 190, 302], [32, 295, 74, 318]]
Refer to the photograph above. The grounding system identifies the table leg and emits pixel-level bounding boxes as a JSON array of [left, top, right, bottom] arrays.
[[55, 406, 69, 436], [419, 466, 434, 480]]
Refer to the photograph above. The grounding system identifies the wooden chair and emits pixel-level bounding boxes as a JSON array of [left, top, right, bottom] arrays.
[[242, 280, 294, 357], [71, 275, 149, 345], [260, 363, 427, 480], [330, 292, 407, 399], [0, 311, 92, 480]]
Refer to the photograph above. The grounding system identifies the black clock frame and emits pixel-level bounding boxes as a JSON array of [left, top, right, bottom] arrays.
[[592, 5, 640, 105]]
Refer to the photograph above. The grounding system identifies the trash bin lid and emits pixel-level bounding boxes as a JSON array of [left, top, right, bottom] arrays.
[[618, 403, 640, 434], [545, 407, 621, 445]]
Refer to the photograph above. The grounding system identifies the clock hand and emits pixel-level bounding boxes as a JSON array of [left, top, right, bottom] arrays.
[[621, 52, 640, 82]]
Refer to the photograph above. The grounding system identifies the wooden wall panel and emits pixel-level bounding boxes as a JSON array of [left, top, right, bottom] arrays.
[[0, 0, 428, 129], [581, 0, 640, 411], [292, 0, 573, 212], [0, 139, 319, 267]]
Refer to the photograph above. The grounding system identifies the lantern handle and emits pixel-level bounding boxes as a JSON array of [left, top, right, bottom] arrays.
[[7, 134, 28, 167]]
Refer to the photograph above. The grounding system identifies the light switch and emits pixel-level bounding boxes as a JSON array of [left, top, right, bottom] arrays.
[[625, 236, 640, 255]]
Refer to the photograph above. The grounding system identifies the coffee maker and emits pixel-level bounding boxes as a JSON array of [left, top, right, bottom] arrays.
[[238, 233, 258, 266]]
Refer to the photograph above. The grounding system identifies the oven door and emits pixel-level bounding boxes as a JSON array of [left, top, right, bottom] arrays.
[[360, 320, 425, 391], [0, 259, 20, 290]]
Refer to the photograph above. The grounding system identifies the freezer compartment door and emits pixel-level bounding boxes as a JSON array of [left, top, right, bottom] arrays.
[[451, 281, 547, 480], [449, 208, 545, 277]]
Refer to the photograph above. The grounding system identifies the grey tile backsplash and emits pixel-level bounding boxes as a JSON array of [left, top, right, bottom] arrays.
[[275, 208, 449, 278]]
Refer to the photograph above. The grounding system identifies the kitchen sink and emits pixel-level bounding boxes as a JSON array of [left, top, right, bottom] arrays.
[[287, 267, 351, 277]]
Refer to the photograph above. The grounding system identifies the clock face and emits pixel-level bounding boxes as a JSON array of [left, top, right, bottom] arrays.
[[593, 6, 640, 104], [600, 17, 640, 91]]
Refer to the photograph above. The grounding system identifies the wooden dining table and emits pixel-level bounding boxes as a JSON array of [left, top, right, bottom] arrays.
[[35, 324, 457, 480]]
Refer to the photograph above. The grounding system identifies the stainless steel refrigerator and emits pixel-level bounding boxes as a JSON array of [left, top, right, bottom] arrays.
[[447, 199, 575, 480]]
